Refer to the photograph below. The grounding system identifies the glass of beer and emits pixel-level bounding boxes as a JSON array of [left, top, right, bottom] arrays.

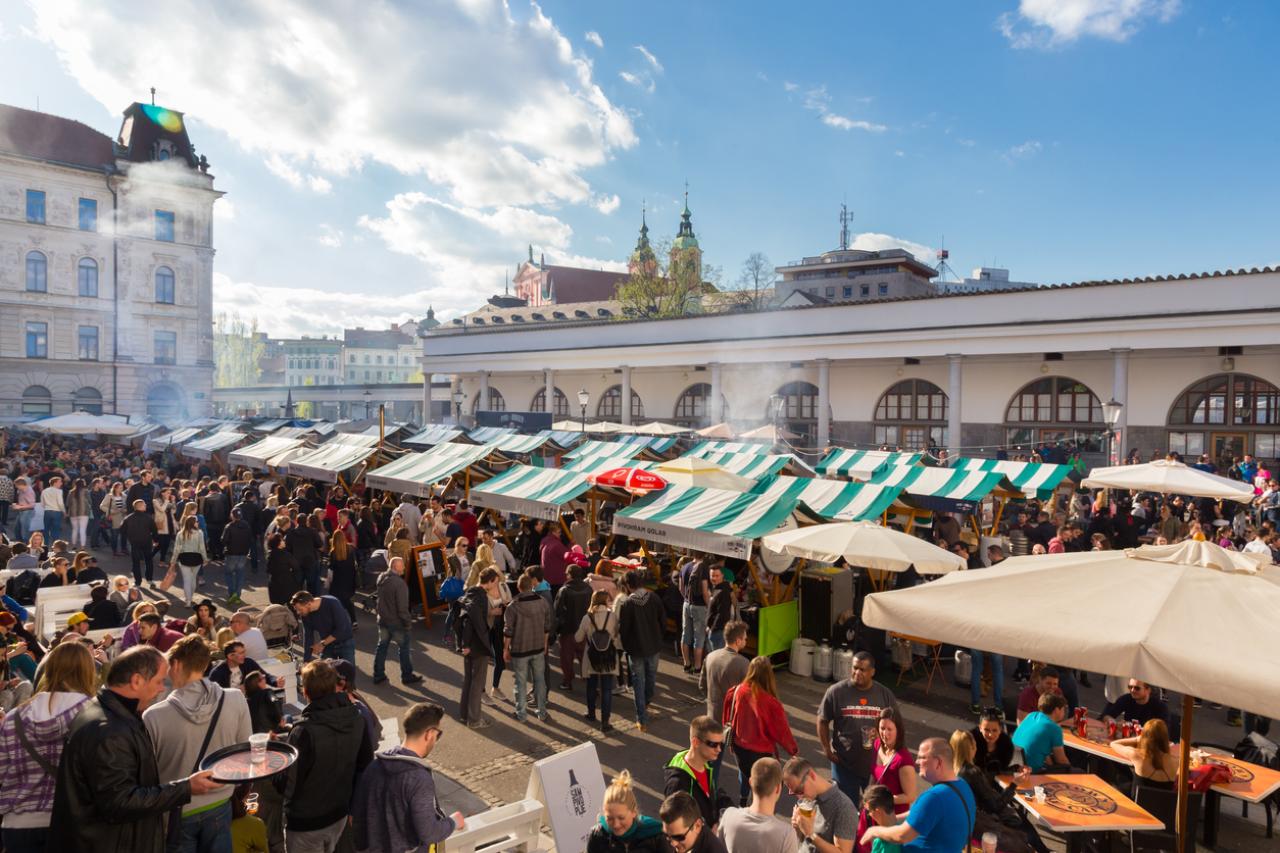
[[798, 799, 816, 820]]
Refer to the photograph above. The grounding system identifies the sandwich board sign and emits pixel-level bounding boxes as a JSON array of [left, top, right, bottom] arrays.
[[525, 741, 605, 853]]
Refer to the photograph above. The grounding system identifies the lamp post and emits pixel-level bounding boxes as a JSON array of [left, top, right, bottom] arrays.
[[362, 388, 372, 420], [452, 389, 465, 425], [1102, 398, 1124, 465], [577, 388, 590, 433]]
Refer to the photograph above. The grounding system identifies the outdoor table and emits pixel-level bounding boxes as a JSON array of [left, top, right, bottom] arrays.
[[887, 632, 943, 694], [998, 772, 1163, 853], [1062, 729, 1280, 846]]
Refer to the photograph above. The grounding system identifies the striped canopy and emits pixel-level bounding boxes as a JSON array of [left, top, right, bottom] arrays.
[[364, 443, 497, 496], [613, 484, 826, 560], [562, 455, 656, 474], [468, 426, 517, 444], [954, 457, 1075, 500], [565, 439, 651, 461], [180, 431, 246, 460], [283, 442, 380, 483], [818, 449, 923, 480], [749, 475, 905, 522], [612, 434, 680, 454], [471, 456, 635, 520], [311, 422, 337, 436], [403, 425, 465, 447], [146, 427, 204, 451], [685, 449, 818, 479], [252, 418, 289, 432], [487, 434, 552, 455], [537, 429, 586, 449], [870, 465, 1020, 509], [325, 432, 381, 447], [687, 440, 776, 457], [228, 436, 308, 471], [273, 426, 314, 439]]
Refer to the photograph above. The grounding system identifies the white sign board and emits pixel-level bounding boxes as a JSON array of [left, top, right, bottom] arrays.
[[525, 741, 605, 853]]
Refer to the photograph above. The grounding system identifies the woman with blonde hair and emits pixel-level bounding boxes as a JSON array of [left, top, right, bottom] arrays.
[[723, 655, 799, 806], [328, 528, 358, 625], [0, 642, 96, 851], [586, 770, 666, 852], [950, 729, 1047, 853], [170, 514, 208, 608], [1111, 719, 1179, 790]]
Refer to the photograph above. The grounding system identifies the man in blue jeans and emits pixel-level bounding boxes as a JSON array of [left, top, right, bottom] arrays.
[[616, 570, 666, 733], [372, 557, 423, 686], [504, 573, 553, 722], [818, 651, 899, 808], [291, 591, 356, 681]]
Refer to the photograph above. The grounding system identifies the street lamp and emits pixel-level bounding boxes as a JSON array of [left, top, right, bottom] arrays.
[[362, 388, 372, 419], [1102, 398, 1124, 465], [452, 389, 465, 425], [577, 388, 590, 433]]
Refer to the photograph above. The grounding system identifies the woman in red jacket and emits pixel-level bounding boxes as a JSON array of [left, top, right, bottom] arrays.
[[723, 655, 799, 806]]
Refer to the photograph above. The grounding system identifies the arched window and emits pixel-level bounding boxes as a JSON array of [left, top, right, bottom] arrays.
[[146, 383, 186, 421], [78, 258, 98, 297], [1005, 377, 1103, 452], [21, 385, 52, 417], [74, 387, 103, 415], [673, 383, 716, 428], [531, 386, 569, 416], [26, 251, 47, 292], [597, 385, 644, 421], [155, 266, 175, 304], [770, 381, 819, 443], [874, 379, 948, 450], [1166, 373, 1280, 464], [471, 388, 506, 413]]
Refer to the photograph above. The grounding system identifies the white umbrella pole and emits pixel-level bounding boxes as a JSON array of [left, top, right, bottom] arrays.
[[1177, 694, 1193, 852]]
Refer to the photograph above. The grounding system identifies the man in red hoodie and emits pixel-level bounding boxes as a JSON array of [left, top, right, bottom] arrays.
[[136, 613, 183, 653]]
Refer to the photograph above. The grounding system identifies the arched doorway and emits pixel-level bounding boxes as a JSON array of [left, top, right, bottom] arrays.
[[1005, 377, 1103, 453], [1166, 373, 1280, 465], [597, 385, 644, 422], [874, 379, 948, 450], [21, 385, 52, 418], [531, 387, 569, 417], [146, 382, 187, 422], [770, 381, 818, 443]]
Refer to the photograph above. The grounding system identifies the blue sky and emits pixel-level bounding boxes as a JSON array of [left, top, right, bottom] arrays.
[[2, 1, 1276, 336]]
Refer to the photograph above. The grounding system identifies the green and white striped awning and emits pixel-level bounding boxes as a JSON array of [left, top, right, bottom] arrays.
[[686, 440, 776, 457], [953, 458, 1075, 500], [869, 465, 1019, 506], [228, 436, 308, 471], [364, 443, 497, 496], [565, 440, 649, 461], [749, 475, 905, 521], [488, 434, 553, 455], [614, 484, 826, 560], [613, 434, 680, 454], [472, 464, 600, 520], [403, 426, 465, 447], [468, 426, 517, 444], [817, 449, 923, 479], [683, 450, 818, 479], [325, 432, 381, 447], [282, 441, 380, 483], [561, 455, 655, 474], [145, 427, 205, 451], [537, 430, 586, 449], [180, 431, 246, 460]]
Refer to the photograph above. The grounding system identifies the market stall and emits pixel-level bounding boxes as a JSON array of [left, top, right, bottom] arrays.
[[817, 448, 923, 480], [227, 435, 309, 472], [953, 456, 1077, 500], [402, 425, 465, 447], [363, 442, 499, 498], [179, 430, 247, 462]]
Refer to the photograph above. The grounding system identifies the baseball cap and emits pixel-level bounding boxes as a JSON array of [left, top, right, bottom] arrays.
[[67, 612, 90, 628]]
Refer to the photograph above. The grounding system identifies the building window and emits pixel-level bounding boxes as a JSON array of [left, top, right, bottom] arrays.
[[155, 210, 175, 242], [364, 370, 370, 380], [26, 190, 45, 224], [860, 284, 869, 297], [155, 266, 175, 303], [78, 258, 99, 297], [73, 387, 103, 415], [349, 354, 355, 362], [26, 251, 47, 292], [25, 322, 48, 358], [376, 355, 383, 364], [78, 326, 99, 360], [843, 286, 852, 298], [1005, 376, 1103, 453], [878, 283, 888, 296], [1168, 373, 1280, 427], [375, 371, 383, 381], [21, 386, 52, 417], [673, 383, 716, 428], [146, 383, 185, 420], [78, 198, 98, 231], [363, 355, 371, 364], [531, 387, 570, 416], [874, 379, 948, 450], [1167, 431, 1205, 458], [154, 330, 177, 365], [471, 388, 507, 413], [597, 385, 644, 421], [770, 381, 818, 442], [825, 287, 835, 298]]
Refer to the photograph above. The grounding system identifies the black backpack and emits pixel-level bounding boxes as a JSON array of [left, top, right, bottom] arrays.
[[9, 570, 40, 606], [585, 611, 617, 671]]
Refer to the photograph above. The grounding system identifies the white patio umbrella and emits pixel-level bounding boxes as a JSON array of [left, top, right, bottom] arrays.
[[862, 540, 1280, 848], [696, 422, 736, 438], [1082, 459, 1254, 500], [656, 457, 757, 492], [762, 521, 966, 574], [739, 423, 798, 441], [25, 412, 138, 436], [630, 421, 692, 436]]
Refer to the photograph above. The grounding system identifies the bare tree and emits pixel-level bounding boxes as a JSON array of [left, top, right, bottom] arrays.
[[213, 312, 265, 387], [616, 237, 705, 319], [727, 252, 774, 311]]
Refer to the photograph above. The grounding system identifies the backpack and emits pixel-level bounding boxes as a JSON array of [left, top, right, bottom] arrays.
[[258, 603, 298, 646], [585, 611, 617, 671], [9, 570, 40, 606], [450, 600, 469, 649]]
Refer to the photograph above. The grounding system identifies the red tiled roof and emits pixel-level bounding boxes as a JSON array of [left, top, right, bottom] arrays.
[[0, 103, 114, 170], [544, 266, 628, 304]]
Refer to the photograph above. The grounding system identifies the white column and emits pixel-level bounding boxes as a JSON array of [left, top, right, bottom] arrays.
[[948, 354, 963, 459], [620, 365, 632, 425], [816, 359, 831, 449], [421, 365, 433, 425], [709, 362, 723, 423], [478, 371, 489, 414], [1112, 348, 1131, 462], [544, 369, 555, 418]]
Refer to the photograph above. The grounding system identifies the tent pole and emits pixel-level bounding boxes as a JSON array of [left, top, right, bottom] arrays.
[[465, 467, 471, 502], [988, 498, 1006, 537], [589, 493, 597, 539], [1177, 694, 1194, 851]]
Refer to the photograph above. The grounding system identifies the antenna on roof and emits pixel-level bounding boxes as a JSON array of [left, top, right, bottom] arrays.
[[838, 202, 851, 251], [935, 236, 958, 282], [150, 87, 156, 106]]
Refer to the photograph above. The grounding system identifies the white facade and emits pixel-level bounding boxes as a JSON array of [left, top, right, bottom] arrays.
[[422, 268, 1280, 464], [344, 342, 421, 385], [0, 103, 219, 422], [282, 338, 343, 387]]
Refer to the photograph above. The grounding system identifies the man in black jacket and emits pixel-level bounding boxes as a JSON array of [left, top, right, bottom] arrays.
[[121, 499, 158, 587], [458, 568, 501, 729], [201, 484, 230, 560], [221, 508, 253, 605], [373, 556, 422, 686], [616, 570, 666, 732], [281, 659, 373, 850], [232, 488, 264, 573], [553, 563, 593, 691], [125, 470, 156, 514], [50, 645, 223, 853]]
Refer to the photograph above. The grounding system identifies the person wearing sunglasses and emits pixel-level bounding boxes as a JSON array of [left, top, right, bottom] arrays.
[[659, 791, 727, 853], [352, 701, 465, 852], [1100, 679, 1170, 728], [664, 716, 735, 832]]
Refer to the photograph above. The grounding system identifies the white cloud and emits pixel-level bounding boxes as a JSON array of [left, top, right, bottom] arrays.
[[592, 193, 620, 215], [619, 71, 654, 93], [213, 198, 235, 221], [999, 0, 1181, 48], [316, 224, 343, 248], [783, 81, 799, 92], [1004, 139, 1043, 160], [31, 0, 636, 208], [957, 138, 977, 147], [585, 30, 603, 48], [850, 232, 938, 265], [214, 272, 442, 338], [893, 150, 905, 157], [801, 86, 886, 133], [263, 154, 332, 194], [634, 44, 663, 72]]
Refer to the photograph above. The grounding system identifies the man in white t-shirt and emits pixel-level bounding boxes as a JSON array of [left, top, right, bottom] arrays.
[[230, 611, 270, 660], [719, 757, 798, 853]]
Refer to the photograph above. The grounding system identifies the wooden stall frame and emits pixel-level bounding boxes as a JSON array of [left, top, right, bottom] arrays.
[[410, 540, 450, 627]]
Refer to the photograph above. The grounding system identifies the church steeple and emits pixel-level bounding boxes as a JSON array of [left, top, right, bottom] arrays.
[[628, 200, 657, 275], [670, 183, 702, 283]]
